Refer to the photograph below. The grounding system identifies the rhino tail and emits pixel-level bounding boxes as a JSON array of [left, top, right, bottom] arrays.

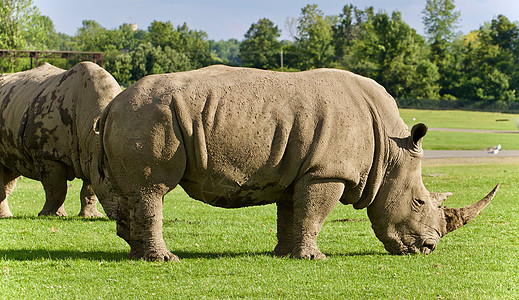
[[97, 100, 115, 183]]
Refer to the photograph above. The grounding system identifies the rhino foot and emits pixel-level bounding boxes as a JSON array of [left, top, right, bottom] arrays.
[[78, 208, 105, 218], [38, 208, 68, 217], [291, 247, 327, 260], [144, 249, 180, 262], [0, 200, 13, 218], [0, 198, 13, 218], [128, 245, 179, 262], [0, 211, 13, 218]]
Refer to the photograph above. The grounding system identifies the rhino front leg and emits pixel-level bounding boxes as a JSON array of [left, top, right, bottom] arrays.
[[291, 179, 345, 260], [38, 161, 68, 217], [0, 166, 20, 218], [274, 199, 295, 257], [78, 180, 104, 218]]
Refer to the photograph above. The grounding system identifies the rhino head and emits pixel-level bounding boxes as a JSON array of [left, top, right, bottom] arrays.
[[367, 123, 499, 254]]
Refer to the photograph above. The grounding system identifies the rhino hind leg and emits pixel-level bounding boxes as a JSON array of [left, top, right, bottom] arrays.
[[114, 193, 145, 259], [114, 184, 180, 262], [0, 167, 20, 218], [132, 190, 180, 262], [290, 179, 345, 260], [38, 161, 68, 217], [78, 180, 104, 218]]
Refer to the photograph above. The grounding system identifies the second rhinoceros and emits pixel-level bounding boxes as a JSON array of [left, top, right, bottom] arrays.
[[0, 62, 121, 218], [98, 65, 499, 261]]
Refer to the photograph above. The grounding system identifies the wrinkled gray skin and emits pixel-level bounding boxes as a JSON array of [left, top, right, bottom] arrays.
[[98, 65, 499, 261], [0, 62, 121, 218]]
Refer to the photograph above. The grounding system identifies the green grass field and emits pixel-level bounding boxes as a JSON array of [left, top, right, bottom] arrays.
[[400, 108, 519, 131], [1, 108, 519, 299], [400, 109, 519, 150]]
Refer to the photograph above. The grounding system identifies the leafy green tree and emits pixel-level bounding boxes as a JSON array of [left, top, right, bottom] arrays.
[[239, 18, 281, 69], [481, 15, 519, 54], [422, 0, 460, 98], [147, 20, 176, 49], [453, 16, 519, 102], [25, 15, 56, 50], [210, 39, 241, 66], [351, 11, 440, 98], [130, 42, 168, 80], [174, 23, 212, 68], [76, 20, 112, 51], [0, 0, 40, 49], [422, 0, 460, 45], [487, 15, 519, 95], [104, 49, 132, 86], [333, 4, 373, 62], [109, 23, 147, 52], [457, 42, 515, 102], [163, 46, 192, 72], [55, 32, 79, 51], [0, 0, 49, 71], [128, 42, 192, 82], [296, 4, 334, 69], [147, 21, 211, 68]]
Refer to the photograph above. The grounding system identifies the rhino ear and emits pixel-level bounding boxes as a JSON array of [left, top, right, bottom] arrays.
[[408, 123, 428, 154], [430, 192, 452, 206]]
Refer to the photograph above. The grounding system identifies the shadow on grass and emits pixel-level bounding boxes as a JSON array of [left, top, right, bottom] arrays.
[[0, 249, 127, 261], [327, 251, 391, 258], [0, 248, 388, 261], [1, 216, 113, 222]]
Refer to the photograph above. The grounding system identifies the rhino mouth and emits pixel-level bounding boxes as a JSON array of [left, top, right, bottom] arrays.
[[383, 236, 439, 255]]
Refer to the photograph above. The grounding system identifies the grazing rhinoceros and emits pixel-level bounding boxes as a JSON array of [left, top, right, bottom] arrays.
[[98, 65, 499, 261], [0, 62, 121, 218]]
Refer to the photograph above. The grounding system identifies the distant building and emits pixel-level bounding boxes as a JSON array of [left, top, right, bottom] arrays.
[[129, 23, 138, 31]]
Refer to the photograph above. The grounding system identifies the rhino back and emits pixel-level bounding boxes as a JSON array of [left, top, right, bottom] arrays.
[[71, 62, 121, 179], [0, 63, 65, 175], [116, 66, 408, 208], [0, 62, 120, 180]]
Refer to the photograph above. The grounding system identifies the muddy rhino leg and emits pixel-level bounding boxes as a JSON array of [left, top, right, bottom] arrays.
[[78, 180, 104, 218], [0, 167, 20, 218], [128, 189, 179, 261], [274, 200, 295, 257], [38, 161, 68, 217], [291, 178, 345, 260], [114, 194, 144, 259], [112, 176, 179, 261]]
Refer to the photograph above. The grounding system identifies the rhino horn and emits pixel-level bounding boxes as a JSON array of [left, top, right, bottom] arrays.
[[442, 184, 500, 236]]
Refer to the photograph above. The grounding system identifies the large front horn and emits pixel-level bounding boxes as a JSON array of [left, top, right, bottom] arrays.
[[441, 184, 500, 236]]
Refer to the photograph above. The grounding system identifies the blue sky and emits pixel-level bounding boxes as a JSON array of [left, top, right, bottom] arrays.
[[33, 0, 519, 41]]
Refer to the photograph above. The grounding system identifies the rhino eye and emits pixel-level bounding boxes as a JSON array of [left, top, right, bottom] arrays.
[[412, 198, 425, 210], [415, 198, 425, 205]]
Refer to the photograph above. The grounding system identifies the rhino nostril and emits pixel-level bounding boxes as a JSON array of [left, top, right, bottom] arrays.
[[422, 239, 436, 253]]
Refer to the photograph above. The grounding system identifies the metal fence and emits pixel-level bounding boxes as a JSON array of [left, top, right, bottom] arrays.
[[0, 50, 104, 68]]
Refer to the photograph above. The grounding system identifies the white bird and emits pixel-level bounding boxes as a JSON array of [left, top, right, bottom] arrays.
[[489, 144, 501, 154]]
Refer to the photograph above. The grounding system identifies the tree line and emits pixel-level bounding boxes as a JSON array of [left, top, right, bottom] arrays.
[[2, 0, 519, 105]]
